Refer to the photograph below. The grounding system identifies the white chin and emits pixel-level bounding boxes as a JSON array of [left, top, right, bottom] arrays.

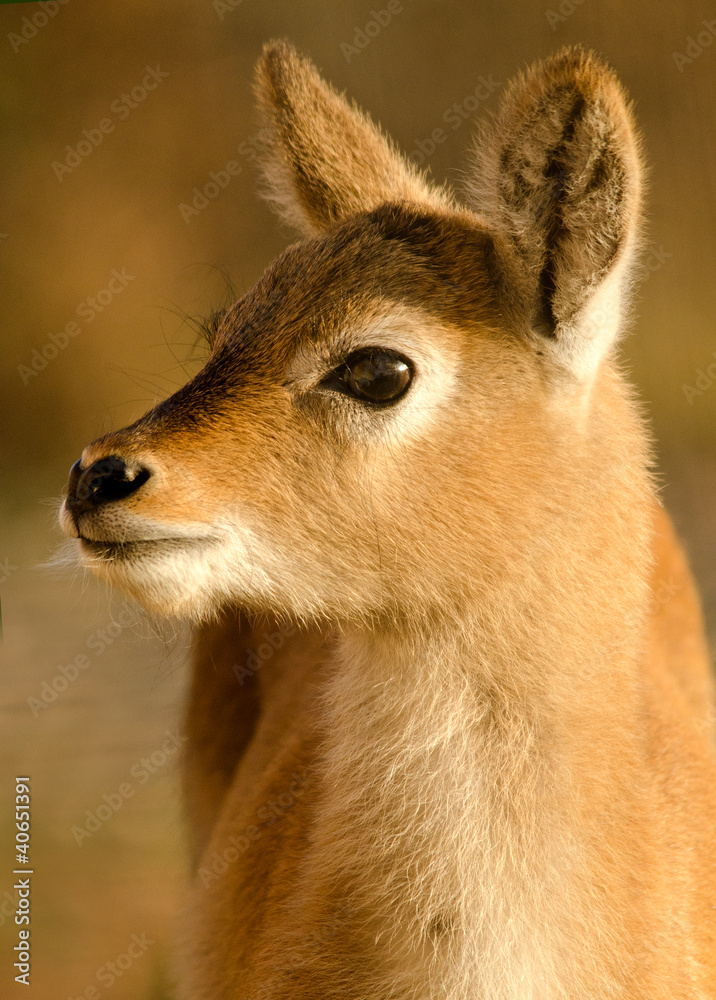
[[77, 535, 256, 621], [74, 523, 348, 623]]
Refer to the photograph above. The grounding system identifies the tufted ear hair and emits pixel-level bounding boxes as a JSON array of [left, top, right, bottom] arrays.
[[465, 47, 643, 381], [253, 39, 453, 237]]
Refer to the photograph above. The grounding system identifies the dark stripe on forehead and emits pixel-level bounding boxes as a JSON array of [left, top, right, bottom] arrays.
[[127, 204, 506, 437]]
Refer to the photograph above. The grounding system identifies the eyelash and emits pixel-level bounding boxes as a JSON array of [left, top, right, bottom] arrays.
[[319, 360, 353, 395]]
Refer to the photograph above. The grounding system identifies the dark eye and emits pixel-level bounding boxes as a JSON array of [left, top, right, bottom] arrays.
[[324, 348, 414, 405]]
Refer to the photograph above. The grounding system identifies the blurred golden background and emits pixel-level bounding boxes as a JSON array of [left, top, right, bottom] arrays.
[[2, 1, 715, 997]]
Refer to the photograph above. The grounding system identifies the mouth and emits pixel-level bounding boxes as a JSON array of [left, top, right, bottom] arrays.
[[79, 535, 217, 561]]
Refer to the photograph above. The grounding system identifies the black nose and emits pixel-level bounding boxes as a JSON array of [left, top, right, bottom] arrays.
[[66, 456, 151, 522]]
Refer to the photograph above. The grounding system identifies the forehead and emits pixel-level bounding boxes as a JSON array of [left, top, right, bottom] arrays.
[[131, 207, 502, 435], [213, 204, 501, 373]]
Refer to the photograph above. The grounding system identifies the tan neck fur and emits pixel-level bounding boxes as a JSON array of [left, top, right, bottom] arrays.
[[297, 413, 659, 998]]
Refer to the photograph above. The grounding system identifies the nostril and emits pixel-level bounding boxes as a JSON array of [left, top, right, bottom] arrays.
[[66, 455, 151, 520], [81, 456, 150, 504]]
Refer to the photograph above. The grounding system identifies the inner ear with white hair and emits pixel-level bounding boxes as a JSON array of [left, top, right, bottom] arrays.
[[464, 46, 644, 380]]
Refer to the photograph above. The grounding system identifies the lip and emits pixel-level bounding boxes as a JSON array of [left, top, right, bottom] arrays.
[[79, 536, 216, 561]]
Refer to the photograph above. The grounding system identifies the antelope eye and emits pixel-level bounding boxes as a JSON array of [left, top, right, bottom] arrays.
[[327, 348, 414, 405]]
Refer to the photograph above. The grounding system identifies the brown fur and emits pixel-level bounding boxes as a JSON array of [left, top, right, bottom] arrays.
[[60, 42, 716, 999]]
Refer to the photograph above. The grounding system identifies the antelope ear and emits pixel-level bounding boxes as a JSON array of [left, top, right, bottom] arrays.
[[253, 39, 452, 236], [465, 47, 643, 381]]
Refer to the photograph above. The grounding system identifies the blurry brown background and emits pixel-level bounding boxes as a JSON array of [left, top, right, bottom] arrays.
[[2, 1, 715, 997]]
